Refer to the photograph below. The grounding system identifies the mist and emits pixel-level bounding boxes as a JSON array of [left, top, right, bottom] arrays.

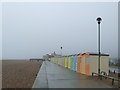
[[2, 2, 118, 59]]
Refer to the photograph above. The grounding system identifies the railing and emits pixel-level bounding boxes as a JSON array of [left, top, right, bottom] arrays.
[[92, 72, 120, 85]]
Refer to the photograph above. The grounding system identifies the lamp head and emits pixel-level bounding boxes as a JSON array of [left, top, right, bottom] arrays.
[[96, 17, 102, 24]]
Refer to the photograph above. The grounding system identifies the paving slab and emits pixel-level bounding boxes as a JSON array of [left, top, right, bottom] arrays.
[[32, 61, 112, 88]]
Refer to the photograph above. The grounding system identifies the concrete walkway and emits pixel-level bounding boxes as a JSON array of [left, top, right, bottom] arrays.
[[32, 61, 112, 88]]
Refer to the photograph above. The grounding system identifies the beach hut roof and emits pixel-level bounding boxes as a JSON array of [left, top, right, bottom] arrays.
[[77, 53, 82, 56], [68, 54, 77, 56], [83, 52, 109, 56]]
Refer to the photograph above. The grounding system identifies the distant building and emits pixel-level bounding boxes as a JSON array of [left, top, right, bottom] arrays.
[[43, 52, 60, 61], [43, 54, 51, 61]]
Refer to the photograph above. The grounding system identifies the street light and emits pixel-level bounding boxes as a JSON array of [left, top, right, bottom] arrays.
[[96, 17, 102, 75], [60, 46, 62, 56]]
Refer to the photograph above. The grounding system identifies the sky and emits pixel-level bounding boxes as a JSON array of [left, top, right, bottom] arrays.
[[1, 2, 118, 59], [1, 0, 119, 2], [0, 3, 2, 60], [118, 2, 120, 60]]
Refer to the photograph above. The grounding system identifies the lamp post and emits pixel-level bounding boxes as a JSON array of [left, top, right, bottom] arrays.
[[96, 17, 102, 75], [60, 46, 62, 56]]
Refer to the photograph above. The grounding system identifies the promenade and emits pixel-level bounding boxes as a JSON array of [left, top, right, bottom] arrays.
[[32, 61, 112, 88]]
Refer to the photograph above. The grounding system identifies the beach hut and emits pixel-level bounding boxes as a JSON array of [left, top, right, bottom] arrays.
[[57, 56, 60, 65], [80, 53, 86, 74], [56, 56, 58, 64], [68, 56, 71, 69], [62, 56, 64, 67], [70, 55, 74, 71], [81, 52, 109, 76], [60, 56, 62, 66], [50, 57, 53, 63], [76, 54, 82, 73], [64, 56, 68, 68], [66, 56, 69, 68], [50, 56, 54, 63], [73, 55, 77, 72], [64, 56, 66, 67], [58, 56, 60, 65]]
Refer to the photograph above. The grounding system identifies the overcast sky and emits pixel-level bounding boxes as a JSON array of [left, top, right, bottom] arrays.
[[2, 2, 118, 59], [0, 3, 2, 60]]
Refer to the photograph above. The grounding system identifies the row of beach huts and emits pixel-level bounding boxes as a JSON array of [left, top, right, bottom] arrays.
[[49, 52, 109, 76]]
